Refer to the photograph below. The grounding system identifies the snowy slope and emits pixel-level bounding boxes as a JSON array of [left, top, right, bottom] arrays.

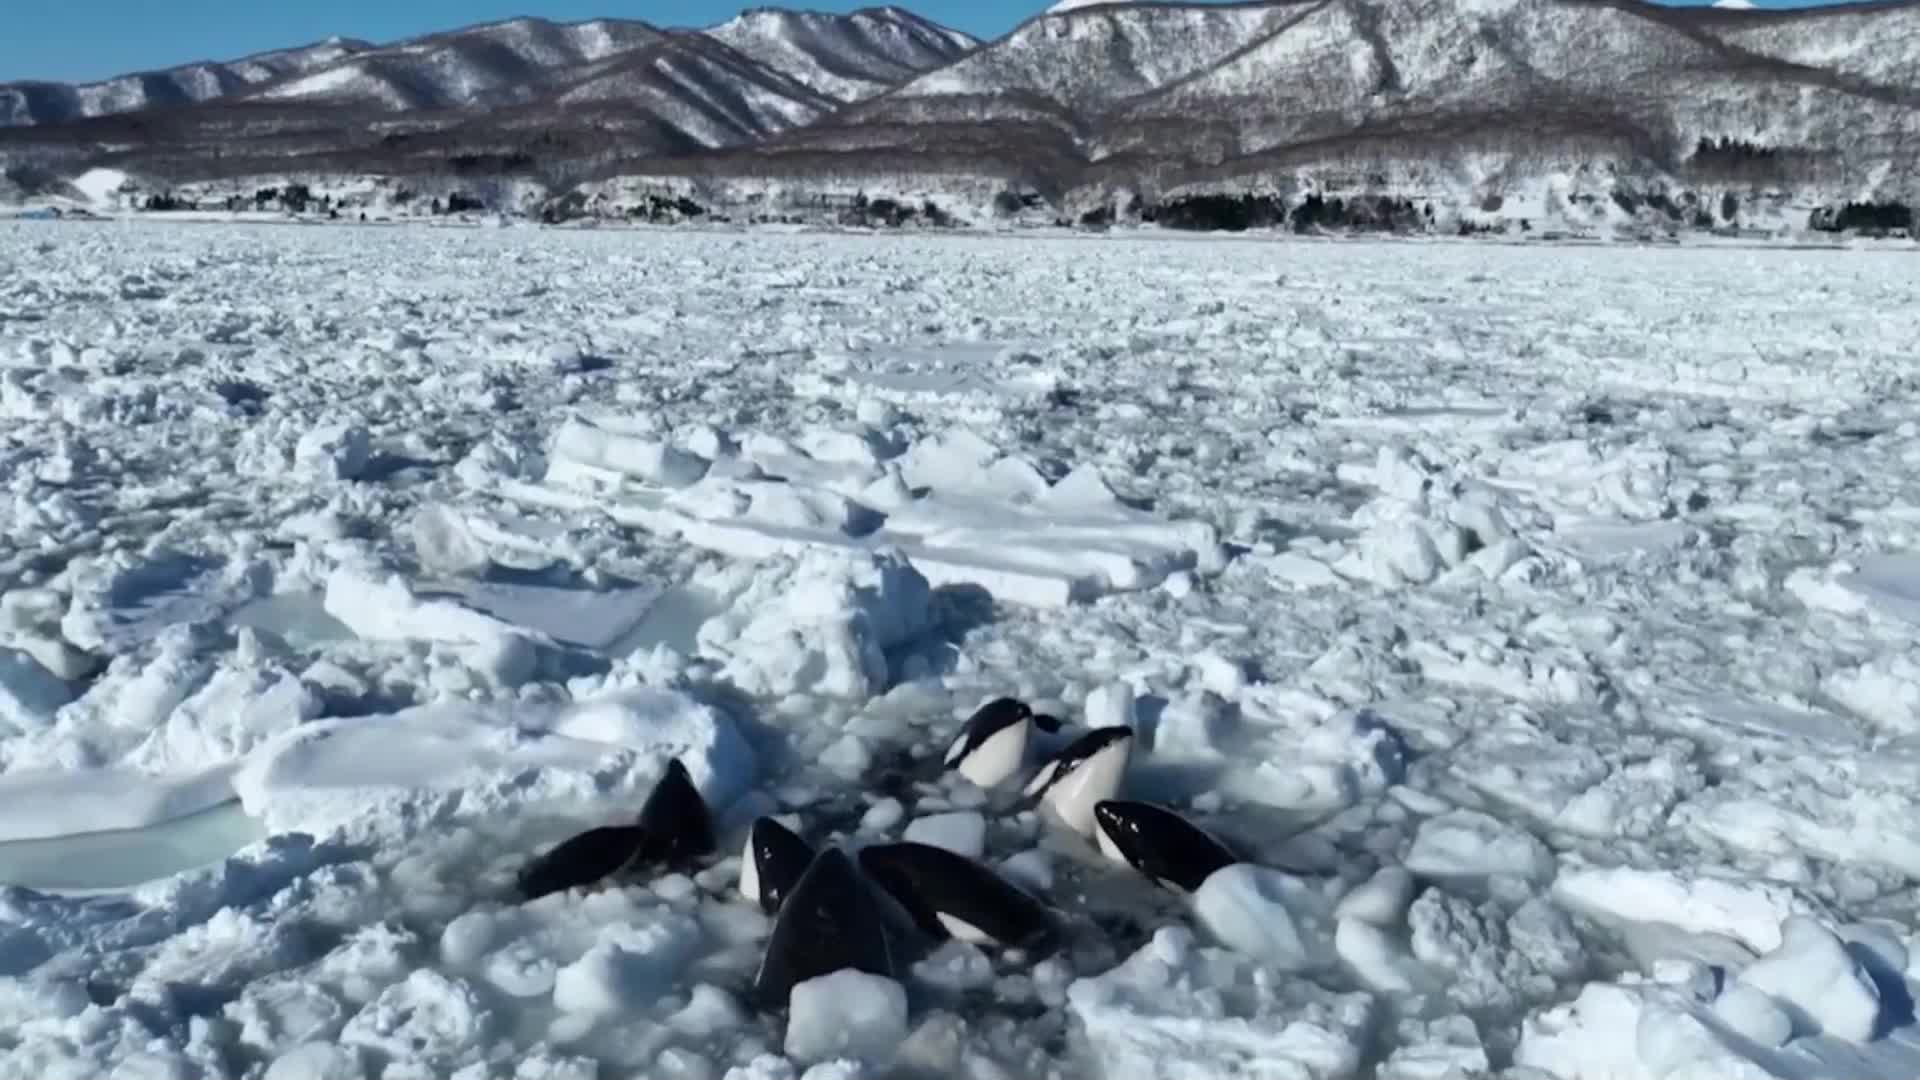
[[552, 35, 842, 147], [0, 38, 368, 127], [706, 6, 979, 103], [1707, 2, 1920, 93], [776, 0, 1920, 209], [1095, 0, 1916, 164], [892, 3, 1297, 107], [251, 18, 666, 110]]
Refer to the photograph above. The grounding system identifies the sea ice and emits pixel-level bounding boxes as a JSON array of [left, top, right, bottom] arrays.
[[4, 222, 1920, 1080], [784, 971, 909, 1065], [1191, 863, 1337, 971], [294, 423, 373, 481], [1405, 808, 1556, 883], [1736, 916, 1882, 1043], [902, 811, 987, 859], [1068, 927, 1373, 1080], [0, 647, 70, 733]]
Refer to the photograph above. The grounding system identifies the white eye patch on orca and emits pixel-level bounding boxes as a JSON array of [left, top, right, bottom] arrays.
[[947, 697, 1061, 789], [1022, 725, 1133, 799], [1026, 726, 1134, 837]]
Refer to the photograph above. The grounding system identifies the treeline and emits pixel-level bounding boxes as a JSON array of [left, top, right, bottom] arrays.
[[136, 182, 500, 217], [535, 190, 962, 228], [1124, 192, 1434, 233], [1809, 201, 1913, 235], [116, 167, 1916, 240]]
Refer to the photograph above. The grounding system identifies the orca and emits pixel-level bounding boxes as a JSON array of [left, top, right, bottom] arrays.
[[1023, 726, 1134, 836], [630, 758, 716, 868], [517, 824, 648, 901], [858, 841, 1056, 952], [943, 697, 1063, 789], [739, 816, 816, 915], [751, 846, 898, 1007], [1092, 800, 1237, 893], [514, 758, 715, 902]]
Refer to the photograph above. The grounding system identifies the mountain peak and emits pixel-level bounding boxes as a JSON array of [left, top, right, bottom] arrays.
[[1044, 0, 1130, 13]]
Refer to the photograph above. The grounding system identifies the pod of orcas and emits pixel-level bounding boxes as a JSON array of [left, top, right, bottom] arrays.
[[514, 696, 1241, 1009]]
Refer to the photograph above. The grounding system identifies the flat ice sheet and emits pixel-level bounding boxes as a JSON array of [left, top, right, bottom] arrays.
[[0, 765, 238, 842]]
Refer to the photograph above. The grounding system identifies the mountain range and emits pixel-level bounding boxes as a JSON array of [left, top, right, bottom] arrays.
[[1, 1, 1916, 232]]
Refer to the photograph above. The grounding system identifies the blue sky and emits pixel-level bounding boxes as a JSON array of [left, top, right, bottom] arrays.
[[2, 0, 1837, 84]]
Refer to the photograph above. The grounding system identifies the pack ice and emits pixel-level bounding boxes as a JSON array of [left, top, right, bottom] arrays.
[[1, 220, 1919, 1080]]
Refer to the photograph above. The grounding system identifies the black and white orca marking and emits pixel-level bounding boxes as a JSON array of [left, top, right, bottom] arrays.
[[517, 824, 648, 901], [943, 697, 1063, 789], [514, 758, 715, 902], [751, 846, 898, 1007], [858, 841, 1057, 952], [1092, 800, 1237, 893], [1023, 726, 1134, 837], [739, 816, 815, 915]]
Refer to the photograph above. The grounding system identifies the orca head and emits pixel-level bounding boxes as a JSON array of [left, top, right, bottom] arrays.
[[517, 823, 649, 902], [751, 846, 898, 1009], [945, 697, 1041, 789], [857, 841, 1056, 952], [1092, 800, 1237, 893], [1024, 726, 1135, 836], [633, 758, 717, 869], [739, 816, 815, 916]]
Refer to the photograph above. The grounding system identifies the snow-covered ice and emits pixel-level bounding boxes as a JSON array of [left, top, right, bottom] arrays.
[[901, 810, 986, 858], [783, 970, 908, 1065], [3, 219, 1920, 1078]]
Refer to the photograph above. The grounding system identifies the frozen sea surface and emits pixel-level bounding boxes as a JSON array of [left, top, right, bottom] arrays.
[[2, 220, 1920, 1078]]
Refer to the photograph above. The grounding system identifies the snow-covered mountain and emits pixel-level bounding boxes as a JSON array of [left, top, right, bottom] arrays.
[[0, 9, 974, 128], [0, 38, 369, 126], [707, 7, 978, 102], [751, 0, 1920, 213], [1, 0, 1916, 226], [250, 18, 667, 111]]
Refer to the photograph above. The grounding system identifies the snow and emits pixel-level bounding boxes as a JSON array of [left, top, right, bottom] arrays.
[[1737, 916, 1884, 1043], [0, 646, 71, 733], [4, 220, 1920, 1079], [0, 764, 236, 842], [69, 168, 131, 208], [784, 971, 909, 1065], [1068, 926, 1374, 1079], [233, 688, 753, 837], [901, 811, 987, 858], [1191, 863, 1338, 972], [1405, 807, 1557, 882]]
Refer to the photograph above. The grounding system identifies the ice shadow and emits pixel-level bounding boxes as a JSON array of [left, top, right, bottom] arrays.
[[360, 452, 439, 484], [104, 551, 222, 610], [1130, 694, 1169, 750], [932, 582, 996, 641], [212, 378, 269, 413], [892, 584, 999, 682], [1124, 758, 1230, 805], [1848, 941, 1917, 1040]]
